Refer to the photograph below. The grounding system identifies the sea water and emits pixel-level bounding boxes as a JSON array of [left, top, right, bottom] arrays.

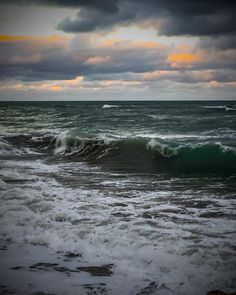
[[0, 101, 235, 295]]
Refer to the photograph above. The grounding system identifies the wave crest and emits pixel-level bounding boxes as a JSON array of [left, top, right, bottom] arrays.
[[1, 131, 236, 175]]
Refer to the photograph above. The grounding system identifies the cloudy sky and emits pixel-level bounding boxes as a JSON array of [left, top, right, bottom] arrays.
[[0, 0, 235, 100]]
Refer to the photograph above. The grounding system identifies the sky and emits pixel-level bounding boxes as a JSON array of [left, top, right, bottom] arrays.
[[0, 0, 235, 101]]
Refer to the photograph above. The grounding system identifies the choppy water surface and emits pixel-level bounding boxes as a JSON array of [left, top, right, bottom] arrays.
[[0, 101, 235, 295]]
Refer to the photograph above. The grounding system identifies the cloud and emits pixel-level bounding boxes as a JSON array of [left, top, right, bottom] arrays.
[[0, 75, 84, 91], [0, 0, 119, 12], [0, 33, 235, 98], [85, 55, 111, 65], [56, 1, 236, 37], [2, 69, 236, 101], [0, 1, 235, 100], [127, 68, 236, 85], [0, 34, 170, 81], [56, 3, 136, 33], [199, 35, 236, 51], [0, 75, 144, 93], [1, 0, 235, 37]]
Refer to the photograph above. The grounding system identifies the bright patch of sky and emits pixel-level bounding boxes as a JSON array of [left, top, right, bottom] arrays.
[[0, 4, 76, 36], [106, 26, 199, 47]]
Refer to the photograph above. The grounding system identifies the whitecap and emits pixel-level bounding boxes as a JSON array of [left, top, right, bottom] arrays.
[[203, 105, 226, 109], [102, 104, 119, 109]]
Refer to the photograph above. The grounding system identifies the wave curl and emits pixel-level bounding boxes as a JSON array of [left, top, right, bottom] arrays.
[[1, 131, 236, 175]]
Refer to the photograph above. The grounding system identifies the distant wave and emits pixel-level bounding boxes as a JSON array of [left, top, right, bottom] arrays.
[[102, 104, 119, 109], [203, 105, 226, 109], [148, 115, 164, 119], [203, 105, 236, 111], [1, 131, 235, 175], [225, 106, 236, 111]]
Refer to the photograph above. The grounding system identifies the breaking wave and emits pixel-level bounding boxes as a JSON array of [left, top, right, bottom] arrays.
[[0, 132, 236, 175], [1, 131, 235, 175]]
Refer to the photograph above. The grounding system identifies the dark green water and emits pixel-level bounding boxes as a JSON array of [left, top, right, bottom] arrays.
[[0, 101, 236, 174], [0, 101, 235, 295]]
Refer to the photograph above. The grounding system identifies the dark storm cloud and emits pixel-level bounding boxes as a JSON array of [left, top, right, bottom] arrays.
[[199, 35, 236, 50], [55, 0, 236, 37], [57, 4, 136, 33], [0, 0, 119, 12], [0, 0, 235, 36]]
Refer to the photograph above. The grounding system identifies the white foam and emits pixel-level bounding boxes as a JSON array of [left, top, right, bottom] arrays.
[[146, 139, 177, 157], [102, 104, 119, 109], [0, 156, 235, 294], [0, 138, 22, 156]]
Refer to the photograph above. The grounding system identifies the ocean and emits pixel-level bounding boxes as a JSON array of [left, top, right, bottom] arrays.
[[0, 101, 235, 295]]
